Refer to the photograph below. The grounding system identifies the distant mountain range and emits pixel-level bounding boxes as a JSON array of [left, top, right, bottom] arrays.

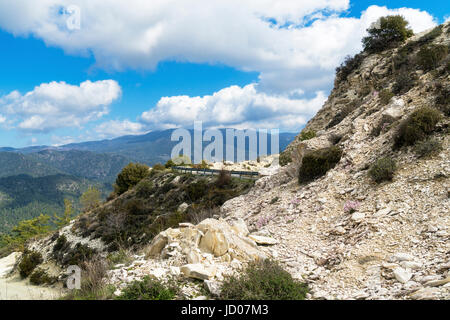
[[0, 128, 297, 233], [1, 129, 297, 165]]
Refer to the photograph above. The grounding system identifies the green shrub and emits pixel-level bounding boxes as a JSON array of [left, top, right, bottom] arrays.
[[335, 53, 364, 82], [362, 15, 413, 53], [186, 180, 208, 201], [152, 163, 165, 171], [379, 89, 394, 106], [115, 163, 150, 195], [117, 276, 178, 300], [394, 107, 442, 148], [219, 260, 308, 300], [298, 146, 342, 183], [369, 157, 397, 183], [279, 150, 292, 167], [413, 138, 443, 158], [18, 251, 43, 278], [53, 234, 68, 253], [29, 269, 57, 285], [299, 130, 316, 141], [60, 243, 96, 266], [135, 179, 154, 197], [164, 160, 175, 168], [392, 71, 417, 95], [417, 44, 448, 71]]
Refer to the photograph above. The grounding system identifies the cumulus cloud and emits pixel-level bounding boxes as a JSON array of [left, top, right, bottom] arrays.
[[141, 84, 327, 131], [0, 80, 121, 132], [94, 119, 147, 139], [0, 2, 437, 94], [0, 2, 439, 135]]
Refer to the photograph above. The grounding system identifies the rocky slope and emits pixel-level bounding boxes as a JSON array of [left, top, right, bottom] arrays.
[[3, 22, 450, 300], [221, 23, 450, 300]]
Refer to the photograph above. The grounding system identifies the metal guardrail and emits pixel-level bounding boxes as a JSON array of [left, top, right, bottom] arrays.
[[172, 166, 260, 179]]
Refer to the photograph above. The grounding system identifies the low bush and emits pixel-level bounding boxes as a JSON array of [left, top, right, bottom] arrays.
[[164, 160, 175, 168], [413, 138, 443, 158], [379, 89, 394, 106], [417, 44, 448, 71], [117, 276, 178, 300], [115, 163, 150, 195], [18, 250, 43, 278], [219, 260, 308, 300], [394, 107, 442, 148], [298, 146, 342, 183], [369, 157, 397, 183], [299, 130, 316, 141], [392, 71, 417, 95], [29, 269, 57, 285], [59, 243, 96, 266], [335, 54, 364, 83]]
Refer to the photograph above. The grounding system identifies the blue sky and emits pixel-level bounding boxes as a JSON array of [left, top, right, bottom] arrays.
[[0, 0, 447, 147]]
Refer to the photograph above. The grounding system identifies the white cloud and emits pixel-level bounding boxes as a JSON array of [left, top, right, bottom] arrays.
[[0, 2, 437, 94], [141, 84, 326, 131], [0, 2, 439, 134], [94, 120, 147, 139], [0, 80, 121, 132]]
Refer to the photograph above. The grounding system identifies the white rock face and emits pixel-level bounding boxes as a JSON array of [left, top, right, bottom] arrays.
[[351, 212, 365, 222], [391, 253, 414, 262], [248, 235, 278, 245], [393, 267, 413, 284], [180, 264, 217, 280], [0, 252, 21, 278]]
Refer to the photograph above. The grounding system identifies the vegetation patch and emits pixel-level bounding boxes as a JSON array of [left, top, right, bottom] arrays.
[[379, 89, 394, 106], [30, 268, 57, 285], [335, 53, 364, 83], [299, 130, 316, 141], [394, 107, 442, 148], [362, 15, 413, 53], [369, 157, 397, 183], [417, 44, 448, 71], [114, 163, 150, 195], [298, 146, 342, 184], [392, 71, 417, 95], [219, 260, 308, 300], [75, 171, 253, 251], [117, 276, 178, 300], [18, 250, 43, 278]]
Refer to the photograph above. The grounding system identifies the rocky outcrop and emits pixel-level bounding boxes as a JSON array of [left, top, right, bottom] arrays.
[[108, 218, 272, 298]]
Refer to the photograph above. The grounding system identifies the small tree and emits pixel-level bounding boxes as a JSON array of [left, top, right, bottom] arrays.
[[80, 187, 102, 212], [1, 214, 51, 251], [115, 163, 150, 195], [54, 199, 75, 227], [363, 15, 413, 53]]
